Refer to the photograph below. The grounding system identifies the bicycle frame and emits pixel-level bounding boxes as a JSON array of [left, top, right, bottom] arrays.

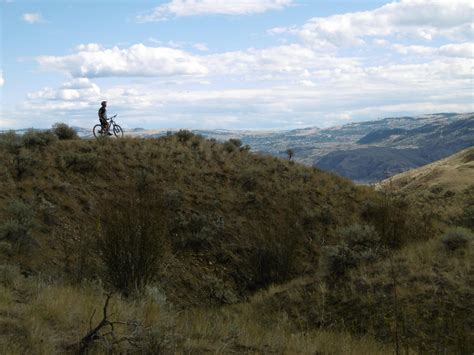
[[94, 114, 123, 139], [104, 115, 117, 133]]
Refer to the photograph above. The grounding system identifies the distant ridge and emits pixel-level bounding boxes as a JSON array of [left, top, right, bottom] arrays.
[[4, 112, 473, 183], [314, 114, 474, 182]]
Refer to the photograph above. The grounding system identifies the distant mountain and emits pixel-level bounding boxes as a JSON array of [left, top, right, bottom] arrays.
[[316, 147, 429, 182], [357, 128, 406, 144], [315, 116, 474, 182]]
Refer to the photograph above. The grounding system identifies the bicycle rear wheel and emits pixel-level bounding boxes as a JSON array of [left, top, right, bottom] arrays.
[[113, 124, 123, 138], [93, 124, 104, 139]]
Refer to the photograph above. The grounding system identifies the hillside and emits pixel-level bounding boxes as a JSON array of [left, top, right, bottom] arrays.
[[247, 235, 473, 354], [0, 129, 376, 305], [316, 146, 429, 182], [0, 128, 471, 354], [377, 147, 474, 228]]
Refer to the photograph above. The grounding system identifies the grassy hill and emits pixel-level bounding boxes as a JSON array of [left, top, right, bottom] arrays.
[[0, 128, 471, 353], [377, 146, 474, 228], [246, 235, 473, 354], [0, 129, 377, 303]]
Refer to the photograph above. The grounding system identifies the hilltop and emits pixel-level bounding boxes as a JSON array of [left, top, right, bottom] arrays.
[[84, 112, 474, 183], [5, 112, 473, 183]]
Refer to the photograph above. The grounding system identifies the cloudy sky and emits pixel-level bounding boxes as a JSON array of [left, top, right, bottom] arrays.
[[1, 0, 473, 130]]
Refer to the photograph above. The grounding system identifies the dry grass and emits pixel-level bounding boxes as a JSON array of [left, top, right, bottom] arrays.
[[0, 276, 389, 354], [0, 132, 377, 304], [246, 236, 473, 354], [377, 146, 474, 193], [376, 146, 474, 227], [0, 130, 470, 354]]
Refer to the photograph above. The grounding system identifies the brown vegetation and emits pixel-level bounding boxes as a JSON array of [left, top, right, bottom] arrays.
[[0, 128, 471, 353]]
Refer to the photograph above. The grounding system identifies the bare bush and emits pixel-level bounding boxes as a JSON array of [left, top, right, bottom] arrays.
[[97, 188, 166, 296]]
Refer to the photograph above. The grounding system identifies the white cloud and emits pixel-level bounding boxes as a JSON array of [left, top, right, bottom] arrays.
[[379, 42, 474, 58], [37, 43, 209, 78], [27, 78, 100, 102], [437, 43, 474, 58], [23, 52, 473, 129], [204, 44, 363, 82], [0, 71, 4, 87], [19, 0, 473, 130], [74, 43, 103, 52], [274, 0, 473, 49], [298, 80, 316, 87], [193, 43, 209, 52], [37, 43, 359, 80], [37, 44, 366, 83], [22, 13, 44, 24], [138, 0, 294, 21]]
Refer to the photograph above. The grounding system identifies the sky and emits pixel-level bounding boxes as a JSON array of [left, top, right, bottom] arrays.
[[0, 0, 473, 130]]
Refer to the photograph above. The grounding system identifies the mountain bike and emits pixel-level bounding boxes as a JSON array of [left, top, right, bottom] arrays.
[[93, 114, 123, 138]]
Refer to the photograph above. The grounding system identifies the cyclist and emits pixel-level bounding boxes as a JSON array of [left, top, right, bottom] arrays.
[[98, 101, 112, 135]]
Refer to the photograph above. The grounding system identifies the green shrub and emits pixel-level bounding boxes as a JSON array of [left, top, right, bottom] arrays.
[[52, 122, 78, 140], [228, 138, 242, 148], [319, 245, 357, 282], [240, 144, 251, 152], [441, 227, 473, 251], [239, 167, 261, 191], [340, 223, 383, 263], [320, 224, 384, 283], [12, 150, 38, 179], [245, 223, 301, 289], [171, 213, 215, 250], [362, 193, 433, 249], [223, 141, 237, 153], [0, 200, 35, 249], [0, 133, 38, 179], [0, 264, 21, 287], [0, 131, 21, 153], [460, 204, 474, 229], [205, 275, 238, 304], [0, 242, 12, 256], [61, 152, 98, 173], [175, 129, 194, 142], [21, 129, 57, 148], [163, 190, 183, 210]]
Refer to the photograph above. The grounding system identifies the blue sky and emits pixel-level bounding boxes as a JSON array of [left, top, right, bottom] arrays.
[[1, 0, 473, 130]]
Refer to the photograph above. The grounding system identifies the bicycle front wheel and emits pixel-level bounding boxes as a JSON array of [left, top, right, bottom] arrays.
[[113, 124, 123, 138], [93, 124, 103, 139]]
